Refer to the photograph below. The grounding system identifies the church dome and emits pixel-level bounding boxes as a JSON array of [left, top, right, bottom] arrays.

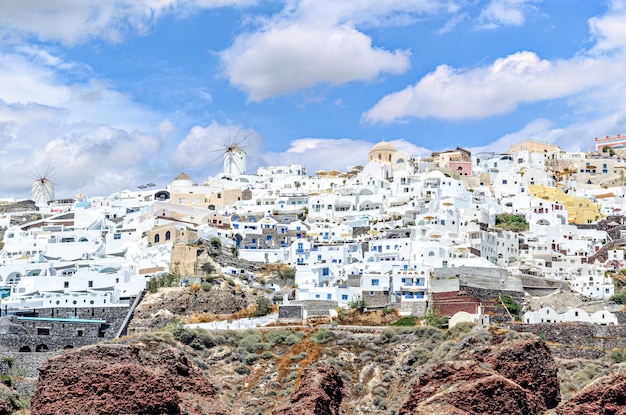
[[368, 141, 397, 164], [371, 141, 396, 152]]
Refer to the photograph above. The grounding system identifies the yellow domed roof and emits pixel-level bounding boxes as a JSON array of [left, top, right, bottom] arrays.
[[371, 141, 396, 152]]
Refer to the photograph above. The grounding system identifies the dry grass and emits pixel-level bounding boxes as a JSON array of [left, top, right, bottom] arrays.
[[186, 305, 257, 324], [275, 333, 322, 388]]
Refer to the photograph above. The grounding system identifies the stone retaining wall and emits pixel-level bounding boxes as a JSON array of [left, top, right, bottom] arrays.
[[508, 323, 626, 350]]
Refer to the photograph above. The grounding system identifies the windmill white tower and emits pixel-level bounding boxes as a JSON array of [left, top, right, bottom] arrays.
[[30, 170, 55, 208], [209, 127, 250, 177], [223, 143, 246, 176]]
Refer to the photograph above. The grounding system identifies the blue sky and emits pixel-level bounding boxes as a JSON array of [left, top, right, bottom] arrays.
[[1, 0, 625, 198]]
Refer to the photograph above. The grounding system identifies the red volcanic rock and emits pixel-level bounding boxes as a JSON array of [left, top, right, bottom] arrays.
[[400, 338, 560, 415], [273, 363, 344, 415], [483, 338, 560, 410], [556, 373, 626, 415], [31, 343, 226, 415]]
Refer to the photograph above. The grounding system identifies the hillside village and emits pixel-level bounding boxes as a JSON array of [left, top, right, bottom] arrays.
[[1, 136, 626, 338]]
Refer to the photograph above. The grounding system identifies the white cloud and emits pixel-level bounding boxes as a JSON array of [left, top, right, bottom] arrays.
[[0, 101, 166, 198], [259, 138, 430, 173], [172, 120, 263, 175], [0, 0, 256, 45], [221, 23, 410, 101], [363, 50, 625, 122], [218, 0, 463, 100], [291, 0, 442, 26], [478, 0, 540, 29], [364, 2, 626, 124], [589, 0, 626, 52]]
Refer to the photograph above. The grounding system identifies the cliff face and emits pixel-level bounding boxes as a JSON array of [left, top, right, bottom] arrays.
[[31, 343, 226, 415], [399, 337, 560, 415], [26, 324, 620, 415], [272, 363, 344, 415], [556, 372, 626, 415]]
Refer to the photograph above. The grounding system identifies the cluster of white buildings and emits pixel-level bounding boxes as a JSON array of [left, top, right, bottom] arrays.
[[1, 139, 625, 324]]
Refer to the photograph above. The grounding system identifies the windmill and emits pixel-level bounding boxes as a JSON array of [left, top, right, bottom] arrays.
[[28, 167, 55, 208], [208, 127, 251, 177]]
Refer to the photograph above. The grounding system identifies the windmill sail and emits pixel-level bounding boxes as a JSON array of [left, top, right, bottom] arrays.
[[30, 169, 55, 208]]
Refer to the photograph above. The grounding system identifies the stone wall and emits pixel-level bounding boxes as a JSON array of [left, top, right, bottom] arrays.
[[361, 290, 389, 308], [278, 305, 303, 320], [509, 323, 626, 350], [0, 351, 58, 396], [0, 306, 130, 353], [399, 301, 427, 316], [291, 300, 337, 316]]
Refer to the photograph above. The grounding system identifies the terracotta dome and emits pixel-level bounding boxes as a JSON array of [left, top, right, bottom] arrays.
[[368, 141, 397, 164], [370, 141, 396, 152]]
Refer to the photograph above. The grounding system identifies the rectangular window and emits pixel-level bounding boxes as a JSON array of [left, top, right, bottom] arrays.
[[372, 279, 379, 286], [114, 234, 121, 240], [322, 268, 329, 276], [64, 281, 69, 288], [88, 281, 93, 288], [341, 294, 348, 300], [37, 328, 50, 336], [327, 294, 332, 300]]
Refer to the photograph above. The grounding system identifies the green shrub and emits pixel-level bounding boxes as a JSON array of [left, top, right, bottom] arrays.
[[0, 374, 12, 388], [391, 316, 417, 326], [197, 331, 224, 349], [244, 353, 259, 365], [311, 328, 334, 344], [261, 351, 273, 359], [200, 281, 212, 292], [172, 326, 200, 346], [284, 331, 305, 345], [234, 364, 250, 375], [495, 213, 529, 232], [2, 357, 13, 368], [611, 289, 626, 304], [189, 337, 205, 350], [424, 308, 449, 329], [610, 348, 626, 363], [265, 330, 291, 346], [407, 347, 432, 366], [412, 325, 442, 339], [445, 322, 475, 340], [348, 295, 367, 312], [238, 330, 269, 353], [374, 328, 399, 345], [209, 237, 222, 250], [147, 273, 179, 293], [373, 386, 387, 397], [253, 297, 273, 317], [290, 352, 307, 362]]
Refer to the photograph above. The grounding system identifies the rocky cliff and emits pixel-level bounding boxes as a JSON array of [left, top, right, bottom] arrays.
[[26, 323, 618, 415], [399, 337, 559, 414], [31, 343, 227, 415]]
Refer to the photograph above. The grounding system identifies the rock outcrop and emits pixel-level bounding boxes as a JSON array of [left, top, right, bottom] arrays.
[[31, 343, 227, 415], [556, 372, 626, 415], [129, 286, 256, 333], [273, 363, 344, 415], [399, 338, 560, 415]]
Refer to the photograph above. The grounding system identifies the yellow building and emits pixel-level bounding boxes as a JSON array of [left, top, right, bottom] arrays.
[[368, 141, 397, 164], [509, 140, 561, 154], [527, 184, 602, 224]]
